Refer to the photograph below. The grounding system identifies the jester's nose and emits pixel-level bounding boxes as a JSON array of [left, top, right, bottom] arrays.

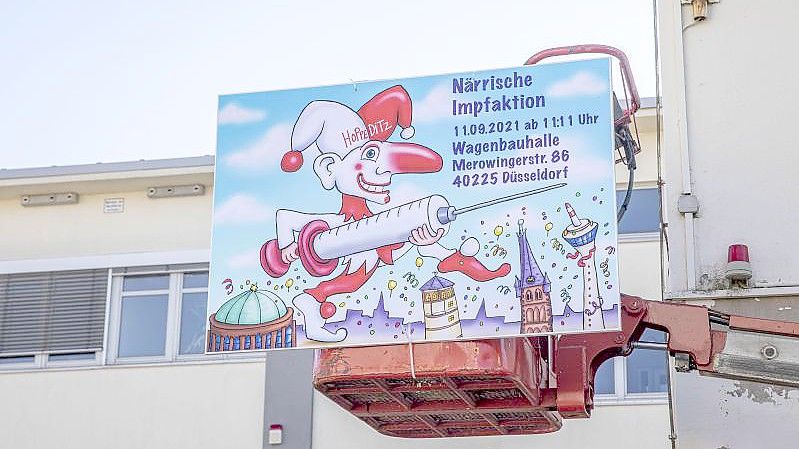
[[384, 142, 443, 174]]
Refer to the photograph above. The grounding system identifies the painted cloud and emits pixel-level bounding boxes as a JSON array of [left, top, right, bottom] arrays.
[[214, 193, 273, 225], [223, 122, 291, 170], [546, 71, 607, 97]]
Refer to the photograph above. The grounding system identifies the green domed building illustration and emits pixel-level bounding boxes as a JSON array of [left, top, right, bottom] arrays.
[[208, 284, 295, 351]]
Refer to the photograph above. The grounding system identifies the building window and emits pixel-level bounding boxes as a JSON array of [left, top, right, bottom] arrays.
[[47, 352, 96, 362], [109, 265, 209, 363], [594, 357, 616, 395], [118, 274, 170, 357], [0, 355, 36, 367], [616, 187, 660, 235], [179, 272, 209, 355], [0, 269, 108, 370], [594, 329, 669, 403], [625, 329, 669, 393]]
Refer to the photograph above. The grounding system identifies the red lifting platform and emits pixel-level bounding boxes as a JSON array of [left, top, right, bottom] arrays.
[[314, 294, 799, 438], [314, 337, 560, 437]]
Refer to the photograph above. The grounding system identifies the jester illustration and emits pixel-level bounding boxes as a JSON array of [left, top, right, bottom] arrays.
[[259, 86, 565, 342]]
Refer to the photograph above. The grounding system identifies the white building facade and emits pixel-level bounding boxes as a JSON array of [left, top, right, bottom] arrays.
[[0, 104, 668, 447], [657, 1, 799, 447]]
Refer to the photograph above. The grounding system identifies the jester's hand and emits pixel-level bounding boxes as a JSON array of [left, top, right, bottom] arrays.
[[281, 242, 299, 264], [409, 224, 444, 246]]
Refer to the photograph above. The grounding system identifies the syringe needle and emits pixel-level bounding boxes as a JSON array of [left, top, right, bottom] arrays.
[[452, 182, 567, 216]]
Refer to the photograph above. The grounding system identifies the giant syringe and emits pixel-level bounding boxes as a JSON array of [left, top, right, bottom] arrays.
[[261, 183, 566, 277]]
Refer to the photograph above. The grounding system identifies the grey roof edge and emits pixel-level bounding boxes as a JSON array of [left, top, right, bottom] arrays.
[[0, 155, 215, 181]]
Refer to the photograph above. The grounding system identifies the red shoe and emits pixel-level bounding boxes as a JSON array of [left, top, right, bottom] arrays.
[[437, 250, 511, 282]]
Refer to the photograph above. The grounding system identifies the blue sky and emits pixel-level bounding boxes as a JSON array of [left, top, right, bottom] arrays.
[[0, 1, 654, 169], [209, 58, 620, 343]]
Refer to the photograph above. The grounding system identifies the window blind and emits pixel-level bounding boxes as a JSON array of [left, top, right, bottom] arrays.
[[0, 269, 108, 354]]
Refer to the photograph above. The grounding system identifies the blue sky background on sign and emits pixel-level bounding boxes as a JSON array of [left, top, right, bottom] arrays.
[[209, 58, 620, 349], [0, 1, 654, 169]]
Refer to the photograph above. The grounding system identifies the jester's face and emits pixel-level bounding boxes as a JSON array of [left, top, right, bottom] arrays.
[[313, 140, 443, 205]]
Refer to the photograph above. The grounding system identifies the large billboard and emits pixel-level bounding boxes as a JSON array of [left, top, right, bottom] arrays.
[[208, 58, 620, 351]]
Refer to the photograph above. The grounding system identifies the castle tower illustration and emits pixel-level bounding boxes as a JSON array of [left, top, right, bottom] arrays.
[[561, 203, 605, 330], [420, 275, 462, 340], [514, 220, 553, 333]]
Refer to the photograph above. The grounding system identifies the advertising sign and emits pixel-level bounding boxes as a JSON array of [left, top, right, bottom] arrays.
[[208, 58, 620, 351]]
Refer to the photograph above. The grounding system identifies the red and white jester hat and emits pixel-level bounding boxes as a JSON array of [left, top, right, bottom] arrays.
[[280, 85, 416, 172]]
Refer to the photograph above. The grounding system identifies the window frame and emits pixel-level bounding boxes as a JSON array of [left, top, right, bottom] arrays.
[[107, 272, 173, 363], [0, 354, 41, 370], [108, 269, 210, 364], [107, 266, 263, 365], [593, 347, 669, 405], [0, 258, 267, 374], [622, 329, 670, 396], [615, 186, 662, 236], [0, 350, 106, 371], [0, 268, 111, 372]]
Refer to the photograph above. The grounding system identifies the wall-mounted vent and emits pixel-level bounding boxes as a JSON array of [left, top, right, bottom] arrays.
[[20, 192, 78, 207], [147, 184, 205, 199]]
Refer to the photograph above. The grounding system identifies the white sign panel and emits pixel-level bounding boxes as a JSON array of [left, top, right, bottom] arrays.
[[208, 58, 620, 351]]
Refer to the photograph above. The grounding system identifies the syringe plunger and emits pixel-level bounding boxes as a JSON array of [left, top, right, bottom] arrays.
[[437, 206, 457, 225]]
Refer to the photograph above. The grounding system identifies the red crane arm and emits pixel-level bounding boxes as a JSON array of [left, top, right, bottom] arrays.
[[553, 294, 799, 418]]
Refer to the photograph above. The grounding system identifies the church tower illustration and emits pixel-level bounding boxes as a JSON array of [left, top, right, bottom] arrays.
[[514, 220, 553, 333]]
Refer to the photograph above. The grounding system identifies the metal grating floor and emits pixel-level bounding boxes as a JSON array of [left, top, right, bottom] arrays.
[[314, 338, 562, 438], [317, 374, 561, 437]]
